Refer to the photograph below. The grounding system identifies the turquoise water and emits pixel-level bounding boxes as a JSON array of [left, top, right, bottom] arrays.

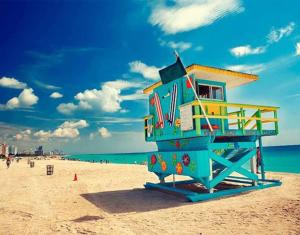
[[67, 145, 300, 174], [263, 145, 300, 173], [66, 152, 147, 165]]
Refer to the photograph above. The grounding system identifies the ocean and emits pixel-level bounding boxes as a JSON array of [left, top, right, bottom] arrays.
[[66, 145, 300, 174]]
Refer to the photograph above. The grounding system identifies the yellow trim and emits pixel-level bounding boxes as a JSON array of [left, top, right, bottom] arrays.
[[230, 119, 276, 126], [187, 64, 258, 80], [143, 81, 162, 94], [227, 111, 241, 116], [229, 122, 239, 126], [190, 100, 279, 111], [144, 115, 153, 120], [250, 120, 277, 130], [192, 114, 278, 122], [143, 64, 258, 94]]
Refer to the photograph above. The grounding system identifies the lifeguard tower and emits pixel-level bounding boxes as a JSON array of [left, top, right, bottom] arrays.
[[143, 55, 281, 202]]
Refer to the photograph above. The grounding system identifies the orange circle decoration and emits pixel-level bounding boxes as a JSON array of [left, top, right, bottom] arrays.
[[175, 119, 181, 127], [161, 161, 167, 172], [176, 162, 183, 175]]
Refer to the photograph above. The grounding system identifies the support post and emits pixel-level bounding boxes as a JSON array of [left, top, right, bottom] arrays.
[[220, 106, 225, 134], [157, 174, 165, 183], [240, 108, 245, 134], [173, 174, 175, 188], [237, 112, 241, 130], [256, 109, 262, 134], [258, 137, 266, 180], [194, 105, 201, 135], [274, 110, 279, 134], [250, 155, 258, 186], [209, 158, 214, 193]]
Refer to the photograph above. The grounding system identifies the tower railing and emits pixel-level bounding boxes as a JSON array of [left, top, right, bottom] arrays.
[[144, 100, 279, 139], [191, 100, 279, 135]]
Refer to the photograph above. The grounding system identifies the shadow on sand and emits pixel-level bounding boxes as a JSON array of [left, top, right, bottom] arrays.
[[72, 215, 104, 222], [81, 188, 187, 214], [81, 182, 250, 214]]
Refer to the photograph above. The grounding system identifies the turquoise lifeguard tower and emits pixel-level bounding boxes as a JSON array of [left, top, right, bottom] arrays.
[[143, 55, 281, 202]]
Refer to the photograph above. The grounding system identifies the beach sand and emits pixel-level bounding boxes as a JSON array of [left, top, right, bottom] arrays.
[[0, 159, 299, 235]]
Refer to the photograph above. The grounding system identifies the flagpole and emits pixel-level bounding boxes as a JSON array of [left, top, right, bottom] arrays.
[[174, 51, 213, 132]]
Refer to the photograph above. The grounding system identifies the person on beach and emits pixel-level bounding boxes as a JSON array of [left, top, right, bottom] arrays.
[[6, 157, 11, 169], [256, 147, 261, 174]]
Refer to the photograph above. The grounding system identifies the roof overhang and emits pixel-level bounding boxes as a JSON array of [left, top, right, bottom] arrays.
[[143, 64, 258, 94]]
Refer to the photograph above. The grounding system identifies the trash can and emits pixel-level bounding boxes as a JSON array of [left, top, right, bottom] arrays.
[[46, 165, 54, 175], [30, 161, 35, 168]]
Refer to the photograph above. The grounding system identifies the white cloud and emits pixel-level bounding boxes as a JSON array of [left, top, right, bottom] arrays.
[[129, 61, 160, 80], [5, 88, 38, 109], [149, 0, 244, 34], [6, 98, 20, 109], [34, 119, 88, 140], [15, 133, 23, 140], [96, 117, 143, 124], [102, 80, 142, 90], [57, 103, 77, 115], [98, 127, 111, 138], [296, 42, 300, 56], [0, 77, 27, 89], [89, 126, 112, 140], [15, 88, 38, 106], [74, 86, 121, 113], [57, 80, 144, 115], [33, 80, 61, 90], [57, 80, 145, 115], [50, 92, 63, 99], [229, 22, 296, 58], [52, 127, 79, 138], [121, 89, 147, 101], [59, 120, 88, 129], [227, 54, 297, 76], [34, 130, 52, 139], [158, 39, 192, 52], [22, 129, 31, 135], [230, 45, 266, 57], [14, 129, 32, 141], [226, 64, 265, 74], [267, 22, 295, 43]]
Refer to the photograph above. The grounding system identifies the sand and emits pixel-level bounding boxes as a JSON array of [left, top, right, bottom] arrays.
[[0, 159, 299, 235]]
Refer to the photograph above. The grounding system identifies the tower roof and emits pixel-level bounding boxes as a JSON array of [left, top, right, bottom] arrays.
[[143, 64, 258, 94]]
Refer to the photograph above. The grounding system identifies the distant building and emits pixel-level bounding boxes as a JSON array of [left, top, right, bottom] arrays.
[[8, 145, 18, 155], [35, 146, 43, 156], [0, 143, 9, 157]]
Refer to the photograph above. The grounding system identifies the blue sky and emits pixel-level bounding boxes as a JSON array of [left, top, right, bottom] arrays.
[[0, 0, 299, 153]]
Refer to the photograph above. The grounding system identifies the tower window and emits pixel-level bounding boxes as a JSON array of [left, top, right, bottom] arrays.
[[198, 85, 210, 98], [197, 84, 224, 101]]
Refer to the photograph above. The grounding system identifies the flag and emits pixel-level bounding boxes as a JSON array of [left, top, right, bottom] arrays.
[[159, 56, 187, 84]]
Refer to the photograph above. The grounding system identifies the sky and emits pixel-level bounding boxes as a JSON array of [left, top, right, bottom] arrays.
[[0, 0, 300, 154]]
